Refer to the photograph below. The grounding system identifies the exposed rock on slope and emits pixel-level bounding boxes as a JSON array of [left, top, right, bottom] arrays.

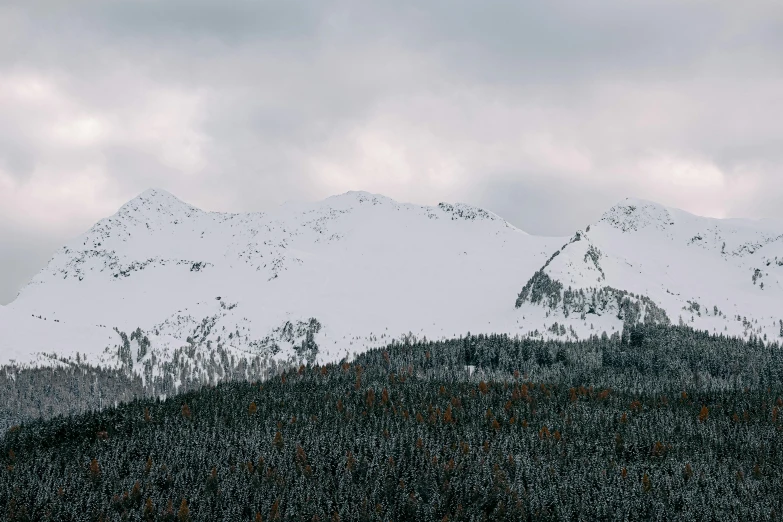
[[515, 198, 783, 341]]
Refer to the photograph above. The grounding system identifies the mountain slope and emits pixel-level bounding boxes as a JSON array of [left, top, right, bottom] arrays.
[[1, 189, 560, 383], [3, 191, 782, 392], [515, 198, 783, 341]]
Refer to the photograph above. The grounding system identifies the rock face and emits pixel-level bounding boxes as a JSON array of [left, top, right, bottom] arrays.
[[2, 191, 782, 389]]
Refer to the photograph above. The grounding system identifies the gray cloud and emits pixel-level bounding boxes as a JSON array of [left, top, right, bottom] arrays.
[[0, 224, 62, 304], [2, 1, 783, 303]]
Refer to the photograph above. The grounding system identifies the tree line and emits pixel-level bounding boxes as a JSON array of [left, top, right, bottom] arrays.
[[2, 324, 783, 520]]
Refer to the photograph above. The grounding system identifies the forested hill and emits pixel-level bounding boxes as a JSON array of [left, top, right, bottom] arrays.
[[3, 325, 783, 520]]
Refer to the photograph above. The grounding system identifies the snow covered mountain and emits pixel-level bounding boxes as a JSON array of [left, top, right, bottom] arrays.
[[515, 198, 783, 342], [0, 189, 558, 384], [2, 190, 781, 388]]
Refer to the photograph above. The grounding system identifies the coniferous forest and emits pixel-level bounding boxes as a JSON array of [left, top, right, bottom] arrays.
[[2, 325, 783, 520]]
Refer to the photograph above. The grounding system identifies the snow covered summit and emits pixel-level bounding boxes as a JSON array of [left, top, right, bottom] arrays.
[[1, 189, 558, 380], [515, 198, 783, 341], [2, 189, 781, 386]]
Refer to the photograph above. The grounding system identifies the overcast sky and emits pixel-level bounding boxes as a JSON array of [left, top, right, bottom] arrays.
[[2, 1, 783, 304]]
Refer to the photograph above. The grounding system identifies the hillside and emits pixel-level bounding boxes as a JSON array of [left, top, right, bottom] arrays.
[[3, 325, 782, 520]]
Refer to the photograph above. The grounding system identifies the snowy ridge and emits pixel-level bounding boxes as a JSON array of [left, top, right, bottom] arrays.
[[599, 198, 677, 233], [1, 189, 557, 387], [3, 190, 782, 390], [516, 198, 783, 342]]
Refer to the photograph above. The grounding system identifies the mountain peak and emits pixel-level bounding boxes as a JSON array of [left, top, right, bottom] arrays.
[[324, 190, 396, 207], [129, 187, 185, 206], [117, 188, 199, 219], [599, 197, 675, 233], [139, 187, 176, 198]]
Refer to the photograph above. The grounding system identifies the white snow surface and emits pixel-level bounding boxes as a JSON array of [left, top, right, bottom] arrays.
[[0, 189, 558, 371], [515, 198, 783, 341], [2, 191, 782, 376]]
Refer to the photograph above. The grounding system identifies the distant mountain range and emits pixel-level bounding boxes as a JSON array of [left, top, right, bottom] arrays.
[[2, 189, 781, 387]]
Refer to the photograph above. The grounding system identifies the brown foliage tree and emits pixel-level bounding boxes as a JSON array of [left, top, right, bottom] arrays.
[[89, 458, 101, 482], [273, 431, 284, 450], [346, 451, 356, 472], [295, 445, 308, 468], [269, 499, 280, 520], [443, 405, 454, 424], [178, 499, 190, 521], [143, 498, 155, 520]]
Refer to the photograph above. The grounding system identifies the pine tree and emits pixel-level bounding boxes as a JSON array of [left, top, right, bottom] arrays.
[[642, 473, 652, 492], [143, 498, 155, 520], [178, 499, 190, 521], [89, 458, 101, 483], [698, 405, 709, 423], [683, 463, 693, 482]]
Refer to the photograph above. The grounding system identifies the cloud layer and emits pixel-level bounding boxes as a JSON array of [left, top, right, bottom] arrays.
[[2, 1, 783, 303]]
